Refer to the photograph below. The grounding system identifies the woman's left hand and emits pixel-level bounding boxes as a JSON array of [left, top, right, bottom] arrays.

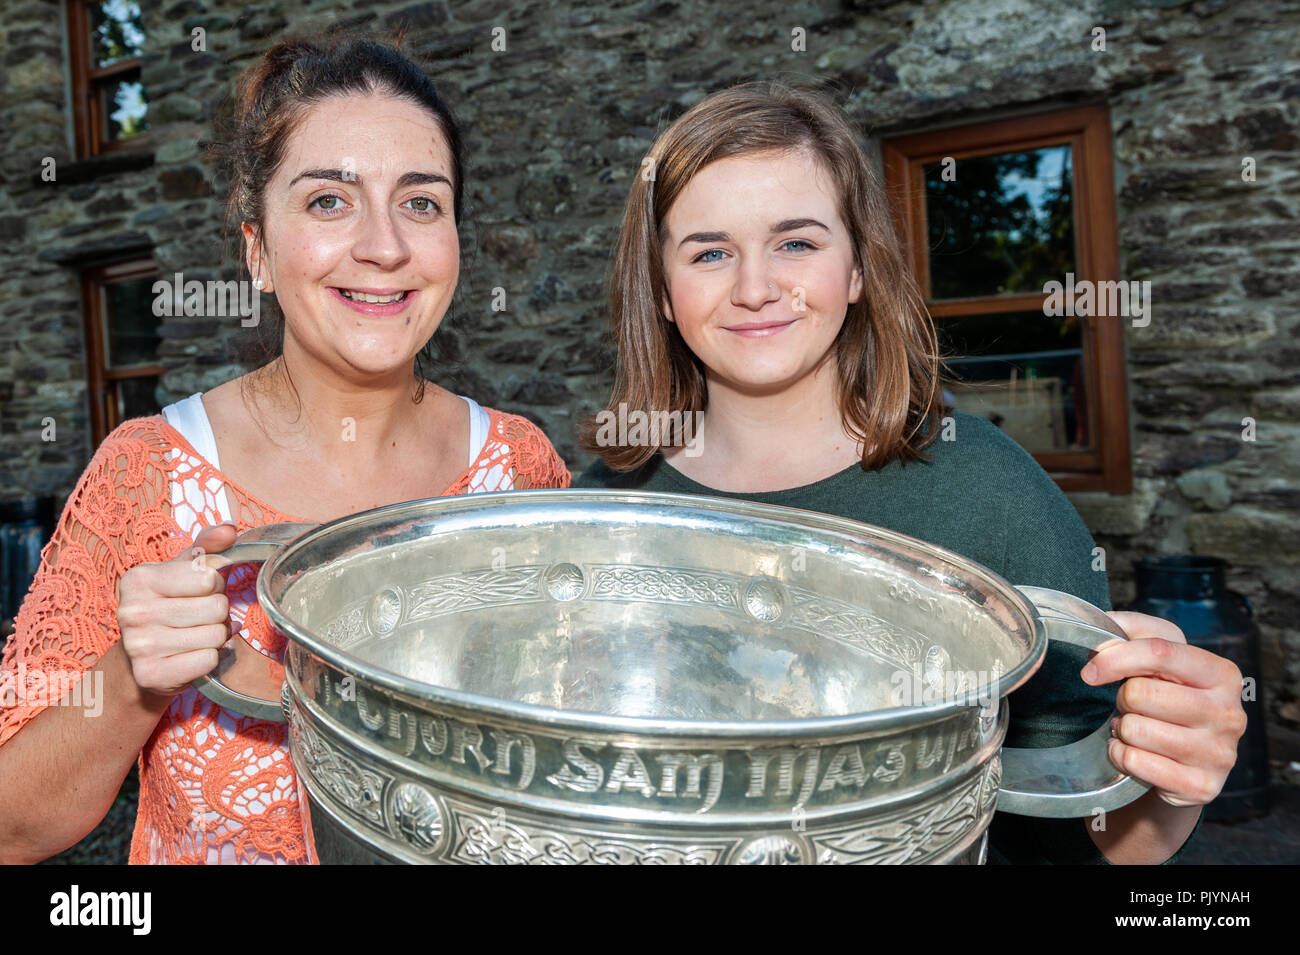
[[1082, 611, 1248, 808]]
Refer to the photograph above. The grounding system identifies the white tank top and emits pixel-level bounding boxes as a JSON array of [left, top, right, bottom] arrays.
[[160, 392, 495, 530]]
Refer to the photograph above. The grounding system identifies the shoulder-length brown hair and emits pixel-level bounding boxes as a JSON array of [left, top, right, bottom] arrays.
[[581, 81, 948, 472]]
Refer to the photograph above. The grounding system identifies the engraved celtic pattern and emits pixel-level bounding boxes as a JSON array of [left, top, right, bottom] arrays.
[[320, 601, 369, 651], [785, 586, 927, 673], [317, 563, 943, 683], [588, 565, 743, 611], [447, 810, 728, 865], [544, 562, 586, 601], [405, 567, 546, 621], [734, 835, 806, 865], [292, 698, 998, 864], [293, 716, 390, 828], [369, 588, 402, 635], [389, 783, 444, 853], [978, 754, 1002, 817], [809, 761, 997, 864], [743, 577, 786, 622]]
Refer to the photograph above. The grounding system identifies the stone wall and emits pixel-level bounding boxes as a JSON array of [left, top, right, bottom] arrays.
[[1, 0, 1297, 746]]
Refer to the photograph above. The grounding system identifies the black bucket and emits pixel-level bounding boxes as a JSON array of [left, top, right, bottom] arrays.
[[1127, 555, 1270, 822]]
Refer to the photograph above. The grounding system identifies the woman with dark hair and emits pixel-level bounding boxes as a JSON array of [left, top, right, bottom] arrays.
[[0, 36, 568, 864], [575, 81, 1247, 864]]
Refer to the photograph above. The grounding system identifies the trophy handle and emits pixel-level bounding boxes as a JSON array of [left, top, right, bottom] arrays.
[[996, 585, 1151, 818], [191, 522, 318, 723]]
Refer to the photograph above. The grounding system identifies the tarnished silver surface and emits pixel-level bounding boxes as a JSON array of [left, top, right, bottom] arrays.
[[194, 489, 1148, 863]]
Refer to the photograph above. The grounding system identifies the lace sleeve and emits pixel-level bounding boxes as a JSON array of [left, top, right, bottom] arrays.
[[496, 413, 572, 490], [0, 419, 182, 747]]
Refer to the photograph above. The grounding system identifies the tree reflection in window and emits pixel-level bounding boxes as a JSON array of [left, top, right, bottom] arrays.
[[924, 147, 1074, 300], [90, 0, 145, 66], [104, 78, 148, 140], [917, 146, 1086, 451], [79, 0, 149, 147]]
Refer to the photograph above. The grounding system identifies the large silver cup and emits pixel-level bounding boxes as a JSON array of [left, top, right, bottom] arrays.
[[196, 490, 1146, 864]]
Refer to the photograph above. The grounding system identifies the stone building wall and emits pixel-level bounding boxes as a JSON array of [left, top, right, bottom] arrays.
[[1, 0, 1297, 748]]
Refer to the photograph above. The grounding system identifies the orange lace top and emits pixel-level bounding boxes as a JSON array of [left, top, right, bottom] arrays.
[[0, 408, 570, 864]]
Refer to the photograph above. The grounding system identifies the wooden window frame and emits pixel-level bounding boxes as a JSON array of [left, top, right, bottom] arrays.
[[882, 104, 1132, 494], [67, 0, 152, 159], [82, 259, 163, 444]]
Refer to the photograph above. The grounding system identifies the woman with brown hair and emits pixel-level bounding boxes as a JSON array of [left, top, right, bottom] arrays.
[[575, 81, 1247, 864], [0, 35, 569, 864]]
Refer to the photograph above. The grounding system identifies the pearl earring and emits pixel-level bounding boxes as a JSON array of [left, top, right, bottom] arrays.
[[253, 277, 265, 290]]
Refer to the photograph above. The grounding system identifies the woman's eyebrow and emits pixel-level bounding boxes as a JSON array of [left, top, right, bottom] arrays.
[[678, 230, 731, 248], [771, 217, 830, 234], [395, 171, 452, 188], [287, 168, 452, 189], [677, 218, 832, 248]]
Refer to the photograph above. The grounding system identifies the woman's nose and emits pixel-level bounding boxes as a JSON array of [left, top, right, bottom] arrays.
[[351, 208, 411, 269], [731, 261, 780, 310]]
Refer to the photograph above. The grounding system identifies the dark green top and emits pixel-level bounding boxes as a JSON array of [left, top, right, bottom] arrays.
[[575, 409, 1199, 864]]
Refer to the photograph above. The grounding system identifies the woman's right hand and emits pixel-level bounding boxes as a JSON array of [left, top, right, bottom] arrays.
[[115, 523, 240, 699]]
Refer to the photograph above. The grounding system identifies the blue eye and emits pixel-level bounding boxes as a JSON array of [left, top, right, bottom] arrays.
[[693, 249, 725, 263], [781, 239, 814, 252]]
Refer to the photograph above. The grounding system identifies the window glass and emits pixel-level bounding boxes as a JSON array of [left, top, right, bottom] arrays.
[[102, 275, 160, 368], [89, 0, 145, 68], [940, 309, 1090, 452], [116, 375, 160, 422], [101, 77, 149, 142], [924, 146, 1074, 300]]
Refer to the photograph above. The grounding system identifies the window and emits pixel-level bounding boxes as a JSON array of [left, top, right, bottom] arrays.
[[882, 105, 1132, 493], [67, 0, 150, 158], [81, 259, 163, 443]]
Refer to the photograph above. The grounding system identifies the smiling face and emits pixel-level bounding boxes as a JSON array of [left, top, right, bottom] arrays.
[[243, 91, 459, 384], [659, 147, 863, 397]]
